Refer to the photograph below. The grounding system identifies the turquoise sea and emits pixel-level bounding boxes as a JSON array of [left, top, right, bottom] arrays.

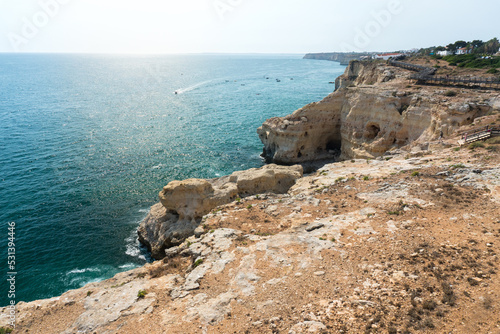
[[0, 54, 345, 305]]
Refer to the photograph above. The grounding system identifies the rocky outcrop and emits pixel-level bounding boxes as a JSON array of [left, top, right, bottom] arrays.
[[138, 164, 303, 259], [258, 60, 499, 163]]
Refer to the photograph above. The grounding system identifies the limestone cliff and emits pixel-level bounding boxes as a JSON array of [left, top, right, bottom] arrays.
[[258, 60, 499, 163], [138, 164, 302, 259]]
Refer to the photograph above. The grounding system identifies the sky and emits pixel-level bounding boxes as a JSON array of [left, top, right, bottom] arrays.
[[0, 0, 498, 54]]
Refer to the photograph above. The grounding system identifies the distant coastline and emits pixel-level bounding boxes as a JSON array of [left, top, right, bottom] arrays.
[[303, 52, 373, 65]]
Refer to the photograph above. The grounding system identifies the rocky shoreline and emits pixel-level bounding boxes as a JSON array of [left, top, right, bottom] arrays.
[[137, 164, 303, 259], [2, 59, 500, 333]]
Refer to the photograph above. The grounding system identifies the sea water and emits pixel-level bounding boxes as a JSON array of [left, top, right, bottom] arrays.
[[0, 53, 345, 305]]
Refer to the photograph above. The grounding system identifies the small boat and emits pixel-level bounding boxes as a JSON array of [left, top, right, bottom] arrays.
[[328, 82, 335, 84], [174, 91, 178, 94], [276, 79, 281, 82]]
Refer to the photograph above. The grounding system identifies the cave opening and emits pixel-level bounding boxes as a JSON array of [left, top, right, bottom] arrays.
[[365, 124, 381, 140], [326, 139, 341, 152]]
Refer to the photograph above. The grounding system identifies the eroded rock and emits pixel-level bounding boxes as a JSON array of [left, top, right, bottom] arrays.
[[258, 60, 495, 164], [138, 164, 303, 259]]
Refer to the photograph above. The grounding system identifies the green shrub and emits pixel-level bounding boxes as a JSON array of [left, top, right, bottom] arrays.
[[452, 147, 460, 151], [0, 328, 13, 334], [411, 171, 420, 177], [444, 90, 457, 97], [137, 289, 148, 299], [487, 68, 499, 74], [451, 163, 466, 169], [193, 258, 204, 268], [363, 175, 370, 181]]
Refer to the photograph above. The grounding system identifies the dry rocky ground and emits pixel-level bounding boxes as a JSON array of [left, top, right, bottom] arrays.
[[3, 133, 500, 334]]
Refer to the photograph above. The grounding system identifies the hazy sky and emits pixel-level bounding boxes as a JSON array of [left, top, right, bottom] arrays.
[[0, 0, 498, 54]]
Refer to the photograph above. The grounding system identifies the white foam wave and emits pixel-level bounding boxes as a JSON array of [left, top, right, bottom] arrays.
[[66, 267, 101, 275], [124, 232, 146, 261], [119, 263, 137, 270]]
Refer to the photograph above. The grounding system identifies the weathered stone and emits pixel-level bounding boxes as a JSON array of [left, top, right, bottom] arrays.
[[138, 164, 302, 259], [289, 321, 327, 334], [306, 223, 325, 232], [258, 61, 494, 164]]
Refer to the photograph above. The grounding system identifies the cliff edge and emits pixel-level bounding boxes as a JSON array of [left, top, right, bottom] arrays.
[[257, 60, 500, 164]]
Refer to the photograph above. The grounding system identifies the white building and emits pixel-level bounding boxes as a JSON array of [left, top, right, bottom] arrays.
[[437, 50, 452, 56]]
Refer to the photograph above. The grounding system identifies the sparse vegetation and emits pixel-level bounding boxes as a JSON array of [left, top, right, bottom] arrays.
[[443, 90, 457, 97], [452, 147, 460, 151], [451, 163, 466, 169], [193, 258, 204, 268], [137, 289, 148, 299], [387, 211, 401, 216], [468, 141, 485, 150], [0, 328, 13, 334], [486, 137, 500, 145]]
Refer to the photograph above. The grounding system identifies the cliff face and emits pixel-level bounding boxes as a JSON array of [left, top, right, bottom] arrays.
[[258, 60, 499, 163]]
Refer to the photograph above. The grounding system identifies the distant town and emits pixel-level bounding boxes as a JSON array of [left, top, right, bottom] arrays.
[[304, 38, 500, 72]]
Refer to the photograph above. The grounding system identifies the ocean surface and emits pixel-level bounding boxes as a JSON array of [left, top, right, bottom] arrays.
[[0, 53, 345, 305]]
